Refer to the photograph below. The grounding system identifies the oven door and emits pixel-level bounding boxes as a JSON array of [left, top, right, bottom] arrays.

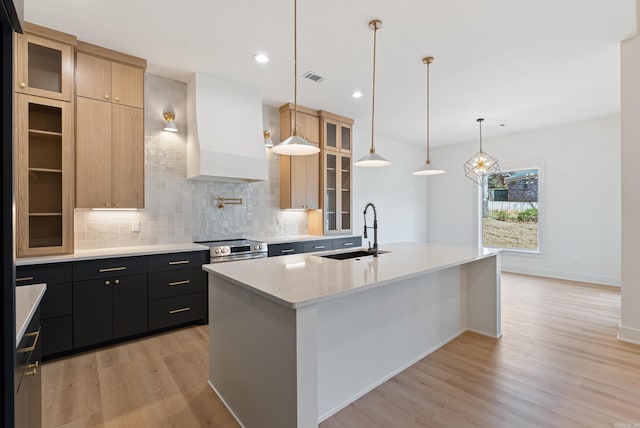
[[211, 253, 268, 263]]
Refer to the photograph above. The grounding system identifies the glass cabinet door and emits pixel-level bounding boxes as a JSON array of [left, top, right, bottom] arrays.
[[325, 152, 338, 232], [340, 155, 351, 231], [15, 33, 74, 101], [340, 125, 351, 152]]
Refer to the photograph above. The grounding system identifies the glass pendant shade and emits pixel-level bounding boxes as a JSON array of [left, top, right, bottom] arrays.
[[354, 149, 391, 167], [271, 135, 320, 155]]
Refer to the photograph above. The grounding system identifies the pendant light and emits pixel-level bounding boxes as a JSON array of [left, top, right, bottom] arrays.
[[354, 19, 391, 168], [271, 0, 320, 156], [463, 118, 500, 185], [413, 56, 445, 176]]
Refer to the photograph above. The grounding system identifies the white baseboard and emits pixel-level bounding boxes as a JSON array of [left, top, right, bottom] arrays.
[[501, 264, 620, 287], [207, 380, 246, 428], [618, 324, 640, 345]]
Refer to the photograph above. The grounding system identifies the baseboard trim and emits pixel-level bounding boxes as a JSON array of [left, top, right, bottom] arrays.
[[618, 324, 640, 345], [501, 264, 620, 287], [208, 380, 246, 428]]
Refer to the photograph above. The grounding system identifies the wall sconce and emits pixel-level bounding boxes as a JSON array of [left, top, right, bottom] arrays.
[[263, 130, 274, 148], [163, 109, 178, 132]]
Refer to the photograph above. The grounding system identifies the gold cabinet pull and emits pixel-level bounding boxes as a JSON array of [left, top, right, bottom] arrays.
[[168, 260, 190, 265], [19, 82, 26, 88], [99, 267, 126, 273], [114, 96, 120, 102], [16, 276, 34, 282], [114, 279, 120, 284], [25, 361, 39, 377], [104, 280, 110, 286], [168, 307, 191, 315], [104, 94, 110, 100], [17, 329, 40, 354], [168, 280, 190, 287]]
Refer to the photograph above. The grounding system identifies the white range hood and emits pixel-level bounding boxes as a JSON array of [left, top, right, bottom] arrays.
[[187, 73, 268, 183]]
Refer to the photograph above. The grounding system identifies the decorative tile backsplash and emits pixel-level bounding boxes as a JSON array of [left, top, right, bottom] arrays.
[[74, 74, 307, 250]]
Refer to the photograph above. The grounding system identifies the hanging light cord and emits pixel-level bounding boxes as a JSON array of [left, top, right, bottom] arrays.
[[370, 22, 378, 153], [426, 59, 431, 163], [293, 0, 299, 136], [478, 118, 484, 153]]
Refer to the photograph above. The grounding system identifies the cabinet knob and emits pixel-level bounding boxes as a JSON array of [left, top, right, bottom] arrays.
[[104, 280, 110, 286], [105, 202, 111, 207], [115, 279, 120, 284], [114, 96, 120, 102], [104, 94, 110, 100], [19, 82, 26, 89], [114, 203, 119, 208]]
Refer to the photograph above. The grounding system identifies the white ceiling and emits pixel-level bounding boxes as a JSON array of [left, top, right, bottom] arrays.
[[25, 0, 636, 147]]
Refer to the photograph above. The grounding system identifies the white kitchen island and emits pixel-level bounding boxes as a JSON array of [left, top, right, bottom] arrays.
[[203, 242, 501, 428]]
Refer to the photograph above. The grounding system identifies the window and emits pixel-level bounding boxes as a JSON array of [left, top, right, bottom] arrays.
[[481, 167, 540, 251]]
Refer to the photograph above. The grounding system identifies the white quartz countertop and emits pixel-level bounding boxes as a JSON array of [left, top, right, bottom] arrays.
[[16, 283, 47, 347], [258, 234, 361, 244], [204, 242, 499, 309], [16, 243, 210, 266]]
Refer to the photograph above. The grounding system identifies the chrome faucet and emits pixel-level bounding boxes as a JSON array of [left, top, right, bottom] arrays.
[[363, 202, 379, 257]]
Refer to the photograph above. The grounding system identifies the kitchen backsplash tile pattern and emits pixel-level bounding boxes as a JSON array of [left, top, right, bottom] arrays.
[[74, 74, 307, 250]]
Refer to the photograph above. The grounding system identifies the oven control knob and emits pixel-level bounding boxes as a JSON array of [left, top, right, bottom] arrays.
[[254, 245, 260, 250], [222, 248, 227, 254], [214, 249, 220, 254]]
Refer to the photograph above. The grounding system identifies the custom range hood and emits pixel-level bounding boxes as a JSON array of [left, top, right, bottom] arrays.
[[187, 73, 268, 182]]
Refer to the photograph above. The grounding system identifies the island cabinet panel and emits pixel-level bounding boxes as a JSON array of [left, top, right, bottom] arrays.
[[15, 307, 42, 428], [147, 251, 208, 331], [16, 263, 73, 358]]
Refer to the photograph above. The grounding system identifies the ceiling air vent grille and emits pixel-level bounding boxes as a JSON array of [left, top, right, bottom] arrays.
[[302, 71, 325, 83]]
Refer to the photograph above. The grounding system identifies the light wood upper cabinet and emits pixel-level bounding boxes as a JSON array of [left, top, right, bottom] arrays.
[[15, 94, 74, 256], [75, 43, 146, 208], [321, 112, 353, 153], [279, 104, 320, 210], [76, 51, 144, 108], [14, 25, 76, 102]]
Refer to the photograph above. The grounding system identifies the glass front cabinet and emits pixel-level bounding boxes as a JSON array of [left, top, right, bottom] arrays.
[[321, 112, 353, 234]]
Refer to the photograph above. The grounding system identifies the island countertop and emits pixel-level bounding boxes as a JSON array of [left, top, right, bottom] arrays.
[[203, 242, 499, 308], [16, 283, 46, 347]]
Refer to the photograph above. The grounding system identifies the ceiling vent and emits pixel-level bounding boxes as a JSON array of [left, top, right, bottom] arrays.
[[302, 71, 325, 83]]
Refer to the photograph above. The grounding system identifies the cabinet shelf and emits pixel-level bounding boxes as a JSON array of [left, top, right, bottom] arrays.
[[29, 212, 63, 216], [29, 167, 62, 173], [28, 129, 63, 137]]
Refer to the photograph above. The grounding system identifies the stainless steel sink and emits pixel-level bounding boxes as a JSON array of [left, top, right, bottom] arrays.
[[319, 250, 390, 260]]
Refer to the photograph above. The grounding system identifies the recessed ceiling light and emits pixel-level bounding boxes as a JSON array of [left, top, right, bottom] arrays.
[[352, 91, 363, 98], [253, 53, 269, 64]]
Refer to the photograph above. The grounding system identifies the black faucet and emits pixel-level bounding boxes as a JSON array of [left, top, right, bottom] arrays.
[[363, 202, 379, 257]]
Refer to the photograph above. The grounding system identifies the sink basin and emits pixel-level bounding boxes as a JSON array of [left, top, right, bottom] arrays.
[[319, 250, 390, 260]]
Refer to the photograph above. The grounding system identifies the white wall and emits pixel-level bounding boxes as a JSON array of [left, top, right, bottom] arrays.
[[428, 116, 621, 286], [352, 128, 428, 245], [620, 31, 640, 343]]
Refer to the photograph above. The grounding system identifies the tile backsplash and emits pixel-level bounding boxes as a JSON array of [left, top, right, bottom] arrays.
[[74, 74, 307, 250]]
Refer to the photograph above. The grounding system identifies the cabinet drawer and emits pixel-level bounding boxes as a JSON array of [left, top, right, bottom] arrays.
[[40, 282, 72, 319], [333, 237, 362, 249], [147, 251, 208, 272], [268, 242, 304, 257], [16, 263, 72, 285], [73, 256, 147, 280], [303, 240, 334, 253], [41, 316, 72, 357], [148, 268, 206, 300], [149, 292, 207, 331]]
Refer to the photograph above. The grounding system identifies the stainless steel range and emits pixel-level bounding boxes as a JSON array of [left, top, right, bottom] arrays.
[[196, 239, 268, 263]]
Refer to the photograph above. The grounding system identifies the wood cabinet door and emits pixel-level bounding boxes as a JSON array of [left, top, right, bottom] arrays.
[[15, 33, 74, 101], [111, 62, 144, 108], [112, 105, 144, 208], [305, 114, 320, 143], [112, 273, 148, 339], [73, 278, 113, 348], [76, 97, 112, 208], [76, 52, 111, 102], [289, 156, 306, 209], [305, 150, 320, 209]]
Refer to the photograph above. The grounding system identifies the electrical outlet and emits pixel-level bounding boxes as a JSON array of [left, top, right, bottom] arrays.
[[131, 220, 140, 233], [241, 288, 252, 305]]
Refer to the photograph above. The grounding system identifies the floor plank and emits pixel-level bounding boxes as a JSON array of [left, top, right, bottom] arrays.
[[42, 273, 640, 427]]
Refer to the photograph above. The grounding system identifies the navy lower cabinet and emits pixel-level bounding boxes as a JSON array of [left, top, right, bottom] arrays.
[[73, 257, 148, 349]]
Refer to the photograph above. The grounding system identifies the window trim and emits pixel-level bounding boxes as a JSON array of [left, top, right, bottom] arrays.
[[478, 159, 546, 254]]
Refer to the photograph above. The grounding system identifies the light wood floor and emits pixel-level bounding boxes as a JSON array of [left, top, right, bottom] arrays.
[[42, 273, 640, 427]]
